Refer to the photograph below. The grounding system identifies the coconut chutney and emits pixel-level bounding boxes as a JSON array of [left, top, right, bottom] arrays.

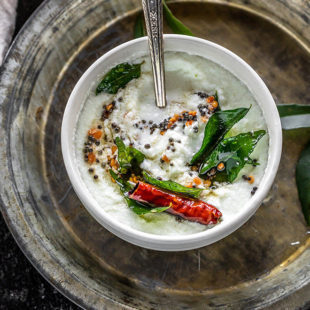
[[74, 52, 268, 235]]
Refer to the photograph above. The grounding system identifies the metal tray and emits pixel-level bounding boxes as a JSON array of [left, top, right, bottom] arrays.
[[0, 0, 309, 308]]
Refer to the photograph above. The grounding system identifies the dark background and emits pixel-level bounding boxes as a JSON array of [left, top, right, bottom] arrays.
[[1, 0, 79, 309]]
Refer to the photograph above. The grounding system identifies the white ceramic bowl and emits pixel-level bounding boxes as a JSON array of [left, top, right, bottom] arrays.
[[61, 35, 282, 251]]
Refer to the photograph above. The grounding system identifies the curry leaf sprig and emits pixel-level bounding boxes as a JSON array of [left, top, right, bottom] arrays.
[[115, 137, 145, 175], [188, 106, 267, 183], [200, 130, 266, 182], [190, 107, 250, 165], [111, 138, 209, 215], [109, 170, 169, 215]]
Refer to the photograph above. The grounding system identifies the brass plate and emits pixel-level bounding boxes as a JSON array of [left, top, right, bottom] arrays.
[[0, 0, 309, 309]]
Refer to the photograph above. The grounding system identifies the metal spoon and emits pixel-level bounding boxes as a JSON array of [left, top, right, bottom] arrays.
[[142, 0, 167, 108]]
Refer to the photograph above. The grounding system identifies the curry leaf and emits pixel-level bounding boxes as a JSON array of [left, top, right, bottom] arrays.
[[125, 197, 156, 215], [134, 13, 146, 38], [296, 143, 310, 225], [109, 170, 167, 215], [115, 137, 145, 175], [96, 62, 142, 95], [163, 1, 194, 36], [214, 90, 219, 102], [190, 107, 250, 165], [115, 138, 131, 175], [150, 206, 170, 213], [109, 169, 133, 192], [277, 104, 310, 117], [199, 130, 266, 182], [127, 146, 145, 167], [143, 171, 203, 198]]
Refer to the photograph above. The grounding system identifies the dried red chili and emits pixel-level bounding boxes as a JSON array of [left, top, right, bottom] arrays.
[[129, 182, 222, 225]]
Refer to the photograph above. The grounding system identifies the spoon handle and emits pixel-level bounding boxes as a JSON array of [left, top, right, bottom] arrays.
[[142, 0, 167, 108]]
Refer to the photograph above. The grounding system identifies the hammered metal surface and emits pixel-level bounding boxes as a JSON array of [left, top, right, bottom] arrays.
[[0, 0, 309, 309]]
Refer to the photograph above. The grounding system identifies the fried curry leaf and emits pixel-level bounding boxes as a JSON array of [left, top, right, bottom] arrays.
[[296, 143, 310, 225], [214, 90, 221, 111], [109, 170, 167, 215], [163, 0, 194, 36], [115, 138, 131, 174], [134, 13, 146, 38], [214, 90, 219, 103], [127, 146, 145, 166], [190, 107, 250, 165], [150, 206, 170, 213], [143, 171, 203, 198], [125, 197, 157, 216], [199, 130, 266, 183], [109, 169, 133, 193], [96, 62, 142, 95], [115, 137, 145, 175]]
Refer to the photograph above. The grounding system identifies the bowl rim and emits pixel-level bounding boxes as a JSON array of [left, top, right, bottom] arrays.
[[61, 34, 282, 250]]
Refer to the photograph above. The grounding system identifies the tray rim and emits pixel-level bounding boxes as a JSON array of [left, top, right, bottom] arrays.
[[0, 0, 309, 309]]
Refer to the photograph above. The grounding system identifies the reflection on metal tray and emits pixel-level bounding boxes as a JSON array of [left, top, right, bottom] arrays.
[[0, 0, 309, 309]]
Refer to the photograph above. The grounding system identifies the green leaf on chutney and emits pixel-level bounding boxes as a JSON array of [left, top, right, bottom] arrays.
[[190, 107, 250, 165], [214, 91, 221, 111], [96, 62, 142, 95], [296, 143, 310, 225], [109, 169, 133, 193], [199, 130, 266, 183], [109, 170, 167, 215], [115, 137, 145, 175], [214, 90, 219, 102], [143, 171, 203, 199], [163, 0, 194, 36], [150, 206, 170, 213]]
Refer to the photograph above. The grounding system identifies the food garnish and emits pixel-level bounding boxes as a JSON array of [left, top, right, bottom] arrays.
[[190, 107, 250, 165], [199, 130, 266, 182], [129, 182, 222, 225], [115, 137, 145, 175], [88, 128, 102, 140], [96, 62, 143, 95], [143, 171, 203, 199], [109, 170, 169, 215]]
